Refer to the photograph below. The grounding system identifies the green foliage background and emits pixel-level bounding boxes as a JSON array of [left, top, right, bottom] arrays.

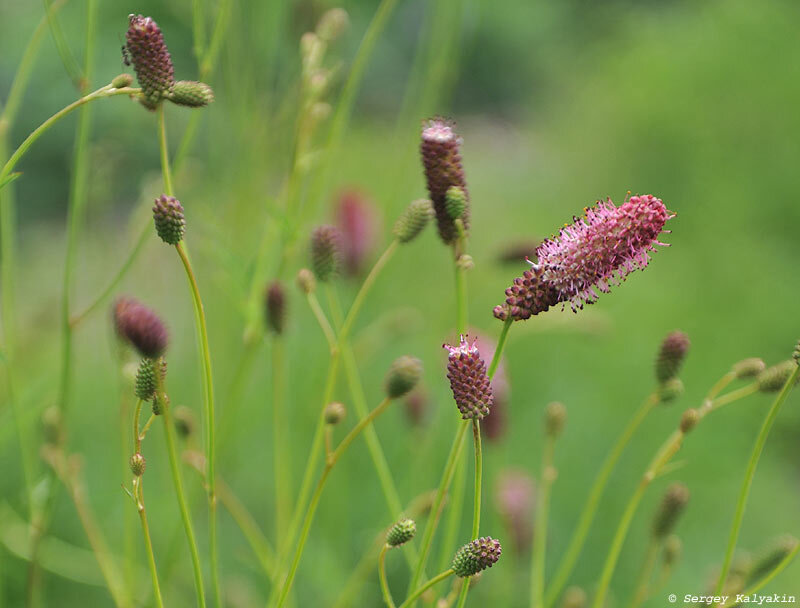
[[1, 0, 799, 605]]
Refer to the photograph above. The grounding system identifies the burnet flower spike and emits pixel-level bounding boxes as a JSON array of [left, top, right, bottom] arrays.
[[265, 281, 287, 335], [421, 117, 469, 245], [114, 297, 168, 359], [386, 518, 416, 547], [652, 482, 690, 539], [655, 331, 690, 384], [494, 194, 674, 321], [168, 81, 215, 108], [153, 195, 186, 245], [125, 15, 175, 109], [451, 536, 502, 577], [443, 335, 493, 420], [310, 225, 343, 282], [393, 199, 434, 244]]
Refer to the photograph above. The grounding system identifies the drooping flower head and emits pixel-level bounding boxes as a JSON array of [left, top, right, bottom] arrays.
[[114, 297, 168, 358], [444, 336, 493, 420], [421, 118, 469, 244], [451, 536, 502, 577], [494, 195, 673, 321], [125, 15, 175, 109]]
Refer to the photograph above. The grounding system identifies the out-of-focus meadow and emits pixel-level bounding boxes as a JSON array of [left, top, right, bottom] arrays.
[[1, 0, 800, 605]]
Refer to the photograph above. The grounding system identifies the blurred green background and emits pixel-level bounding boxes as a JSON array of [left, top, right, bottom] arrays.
[[1, 0, 800, 605]]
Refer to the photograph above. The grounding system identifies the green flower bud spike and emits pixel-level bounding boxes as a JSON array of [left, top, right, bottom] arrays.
[[680, 408, 699, 434], [153, 194, 186, 245], [732, 358, 766, 379], [655, 331, 690, 384], [545, 402, 566, 438], [111, 73, 134, 89], [658, 377, 684, 403], [387, 518, 416, 547], [296, 268, 316, 294], [747, 535, 798, 585], [310, 225, 343, 282], [394, 199, 434, 244], [757, 360, 799, 392], [130, 453, 146, 476], [135, 358, 158, 400], [385, 356, 423, 399], [168, 80, 215, 108], [451, 536, 502, 577], [652, 482, 690, 539], [445, 186, 468, 220]]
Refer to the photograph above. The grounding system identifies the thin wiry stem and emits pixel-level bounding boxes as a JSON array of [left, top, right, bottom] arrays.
[[628, 539, 659, 608], [712, 364, 800, 601], [133, 475, 164, 608], [719, 541, 800, 608], [379, 545, 397, 608], [530, 435, 556, 608], [454, 420, 482, 608], [272, 336, 290, 549], [399, 570, 455, 608]]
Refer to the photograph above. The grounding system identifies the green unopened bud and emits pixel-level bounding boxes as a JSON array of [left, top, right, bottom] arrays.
[[456, 254, 474, 271], [168, 80, 215, 107], [316, 8, 349, 42], [732, 358, 766, 379], [111, 73, 134, 89], [545, 401, 566, 438], [296, 268, 316, 294], [680, 408, 699, 434], [655, 331, 690, 384], [445, 186, 468, 220], [757, 360, 798, 392], [153, 195, 186, 245], [652, 482, 690, 538], [658, 377, 684, 403], [561, 587, 588, 608], [324, 402, 346, 425], [386, 518, 416, 547], [663, 535, 682, 566], [747, 535, 798, 585], [394, 199, 433, 243], [310, 225, 342, 282], [130, 452, 146, 476], [385, 356, 423, 399], [174, 406, 195, 439], [451, 537, 502, 577]]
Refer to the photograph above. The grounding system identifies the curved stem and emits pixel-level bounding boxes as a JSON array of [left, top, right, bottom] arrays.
[[545, 393, 659, 607], [379, 545, 397, 608], [530, 435, 556, 608], [487, 318, 512, 379], [712, 364, 800, 601], [272, 336, 290, 548], [162, 399, 207, 608], [135, 478, 164, 608], [399, 569, 455, 608]]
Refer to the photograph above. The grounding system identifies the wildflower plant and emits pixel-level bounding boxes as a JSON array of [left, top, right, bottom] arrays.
[[1, 6, 798, 608]]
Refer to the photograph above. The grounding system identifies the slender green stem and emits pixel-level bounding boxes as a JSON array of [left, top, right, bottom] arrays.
[[0, 85, 138, 185], [133, 399, 144, 452], [157, 106, 174, 196], [712, 364, 800, 601], [436, 453, 466, 571], [628, 539, 659, 608], [191, 0, 207, 60], [274, 397, 395, 607], [272, 336, 290, 548], [488, 318, 512, 379], [134, 479, 164, 608], [308, 292, 337, 349], [530, 436, 556, 608], [162, 399, 207, 608], [399, 570, 455, 608], [379, 545, 397, 608], [545, 393, 659, 607], [454, 420, 482, 608], [454, 256, 467, 335], [42, 0, 82, 87], [719, 541, 800, 608]]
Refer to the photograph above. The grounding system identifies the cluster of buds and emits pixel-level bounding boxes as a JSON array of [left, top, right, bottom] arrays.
[[134, 357, 166, 401], [125, 15, 214, 110], [654, 330, 690, 403], [757, 360, 799, 392], [153, 195, 186, 245], [451, 537, 502, 577], [652, 482, 690, 539], [310, 225, 343, 282], [386, 518, 416, 547], [394, 199, 434, 244], [494, 195, 673, 321], [114, 297, 168, 359], [421, 118, 470, 244], [443, 336, 493, 420]]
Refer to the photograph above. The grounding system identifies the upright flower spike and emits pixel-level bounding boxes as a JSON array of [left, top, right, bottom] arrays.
[[168, 80, 215, 108], [114, 297, 168, 358], [421, 118, 469, 244], [135, 358, 159, 400], [153, 195, 185, 245], [310, 225, 343, 282], [386, 518, 416, 547], [655, 331, 690, 384], [444, 336, 493, 420], [494, 195, 673, 321], [652, 482, 690, 539], [125, 15, 175, 109], [334, 189, 378, 276], [265, 281, 286, 335], [451, 536, 502, 577]]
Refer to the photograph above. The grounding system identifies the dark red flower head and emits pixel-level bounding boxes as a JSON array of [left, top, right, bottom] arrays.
[[114, 297, 168, 358]]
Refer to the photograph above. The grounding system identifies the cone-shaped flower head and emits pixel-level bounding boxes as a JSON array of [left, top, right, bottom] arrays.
[[265, 281, 286, 335], [421, 118, 469, 244], [386, 518, 416, 547], [495, 471, 535, 554], [452, 536, 502, 577], [444, 336, 493, 420], [153, 195, 185, 245], [494, 195, 673, 321], [168, 80, 215, 107], [130, 453, 146, 476], [656, 331, 690, 383], [114, 297, 168, 358], [134, 357, 165, 400], [310, 225, 343, 282], [757, 360, 799, 392], [733, 358, 766, 379], [125, 15, 174, 109], [335, 189, 379, 276], [394, 199, 434, 243], [385, 356, 423, 399], [652, 482, 690, 538]]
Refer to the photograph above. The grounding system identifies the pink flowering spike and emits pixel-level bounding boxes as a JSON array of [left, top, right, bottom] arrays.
[[421, 117, 469, 244], [494, 194, 673, 321], [335, 189, 379, 276], [444, 335, 493, 420]]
